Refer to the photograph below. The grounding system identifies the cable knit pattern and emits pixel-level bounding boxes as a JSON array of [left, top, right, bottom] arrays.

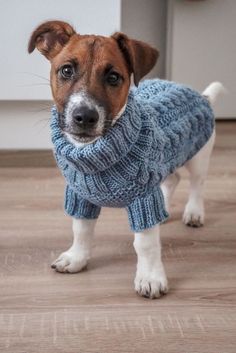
[[51, 79, 214, 231]]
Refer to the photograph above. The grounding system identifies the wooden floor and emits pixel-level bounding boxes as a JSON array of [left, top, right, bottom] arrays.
[[0, 122, 236, 353]]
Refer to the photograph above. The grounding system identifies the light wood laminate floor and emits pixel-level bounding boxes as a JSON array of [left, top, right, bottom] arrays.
[[0, 122, 235, 353]]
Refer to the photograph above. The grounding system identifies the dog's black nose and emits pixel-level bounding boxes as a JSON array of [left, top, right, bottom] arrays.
[[72, 106, 99, 128]]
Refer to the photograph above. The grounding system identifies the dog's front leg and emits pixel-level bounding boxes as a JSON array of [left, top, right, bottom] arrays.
[[51, 218, 96, 273], [133, 224, 168, 298]]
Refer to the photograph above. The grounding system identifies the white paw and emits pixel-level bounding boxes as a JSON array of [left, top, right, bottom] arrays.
[[183, 200, 204, 227], [135, 270, 168, 299], [51, 250, 88, 273]]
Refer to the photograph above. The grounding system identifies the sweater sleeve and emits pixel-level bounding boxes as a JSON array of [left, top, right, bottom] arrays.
[[64, 185, 101, 219], [126, 186, 169, 232]]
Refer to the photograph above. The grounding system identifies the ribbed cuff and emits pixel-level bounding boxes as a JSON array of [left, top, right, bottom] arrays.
[[65, 185, 101, 219], [126, 187, 169, 232]]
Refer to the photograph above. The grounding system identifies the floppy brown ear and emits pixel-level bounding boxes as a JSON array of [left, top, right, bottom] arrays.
[[112, 32, 159, 86], [28, 20, 76, 60]]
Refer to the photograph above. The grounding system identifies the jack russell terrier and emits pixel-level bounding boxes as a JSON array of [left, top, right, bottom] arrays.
[[28, 21, 224, 299]]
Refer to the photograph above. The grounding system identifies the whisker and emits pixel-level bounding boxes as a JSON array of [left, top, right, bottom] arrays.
[[17, 83, 50, 87], [26, 105, 52, 114], [17, 71, 50, 82], [33, 117, 50, 125], [33, 118, 51, 131]]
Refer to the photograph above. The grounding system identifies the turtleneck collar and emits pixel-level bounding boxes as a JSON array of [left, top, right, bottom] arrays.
[[50, 90, 142, 174]]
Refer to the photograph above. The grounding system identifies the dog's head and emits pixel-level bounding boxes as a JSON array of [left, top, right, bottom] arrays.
[[28, 21, 158, 145]]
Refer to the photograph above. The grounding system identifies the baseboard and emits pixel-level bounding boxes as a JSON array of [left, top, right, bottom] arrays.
[[0, 150, 56, 167], [0, 120, 235, 167]]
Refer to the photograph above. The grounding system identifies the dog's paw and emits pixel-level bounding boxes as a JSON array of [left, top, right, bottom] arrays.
[[51, 250, 88, 273], [183, 201, 204, 227], [134, 271, 168, 299]]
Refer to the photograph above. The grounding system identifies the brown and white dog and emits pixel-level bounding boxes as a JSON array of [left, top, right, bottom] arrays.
[[28, 21, 223, 298]]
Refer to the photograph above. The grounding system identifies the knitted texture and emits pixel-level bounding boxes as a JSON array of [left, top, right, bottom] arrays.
[[51, 79, 214, 232]]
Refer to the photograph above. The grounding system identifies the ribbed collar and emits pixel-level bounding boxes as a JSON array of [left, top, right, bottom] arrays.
[[50, 90, 142, 174]]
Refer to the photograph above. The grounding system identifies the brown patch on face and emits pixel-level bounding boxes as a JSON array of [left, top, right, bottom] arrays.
[[50, 34, 131, 119]]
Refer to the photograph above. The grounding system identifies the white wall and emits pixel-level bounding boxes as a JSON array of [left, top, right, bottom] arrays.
[[121, 0, 167, 78], [167, 0, 236, 118], [0, 101, 52, 149]]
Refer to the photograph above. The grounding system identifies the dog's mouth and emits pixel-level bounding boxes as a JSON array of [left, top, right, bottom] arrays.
[[67, 131, 101, 144]]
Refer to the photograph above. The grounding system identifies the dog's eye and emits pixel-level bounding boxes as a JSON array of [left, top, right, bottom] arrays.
[[60, 65, 74, 79], [107, 72, 121, 86]]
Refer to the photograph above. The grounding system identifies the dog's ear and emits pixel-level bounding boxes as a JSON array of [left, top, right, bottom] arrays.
[[112, 32, 159, 86], [28, 20, 76, 60]]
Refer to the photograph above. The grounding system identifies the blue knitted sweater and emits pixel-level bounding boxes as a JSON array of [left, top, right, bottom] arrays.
[[51, 79, 214, 231]]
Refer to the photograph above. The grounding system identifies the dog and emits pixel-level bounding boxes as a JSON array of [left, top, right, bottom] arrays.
[[28, 20, 224, 299]]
